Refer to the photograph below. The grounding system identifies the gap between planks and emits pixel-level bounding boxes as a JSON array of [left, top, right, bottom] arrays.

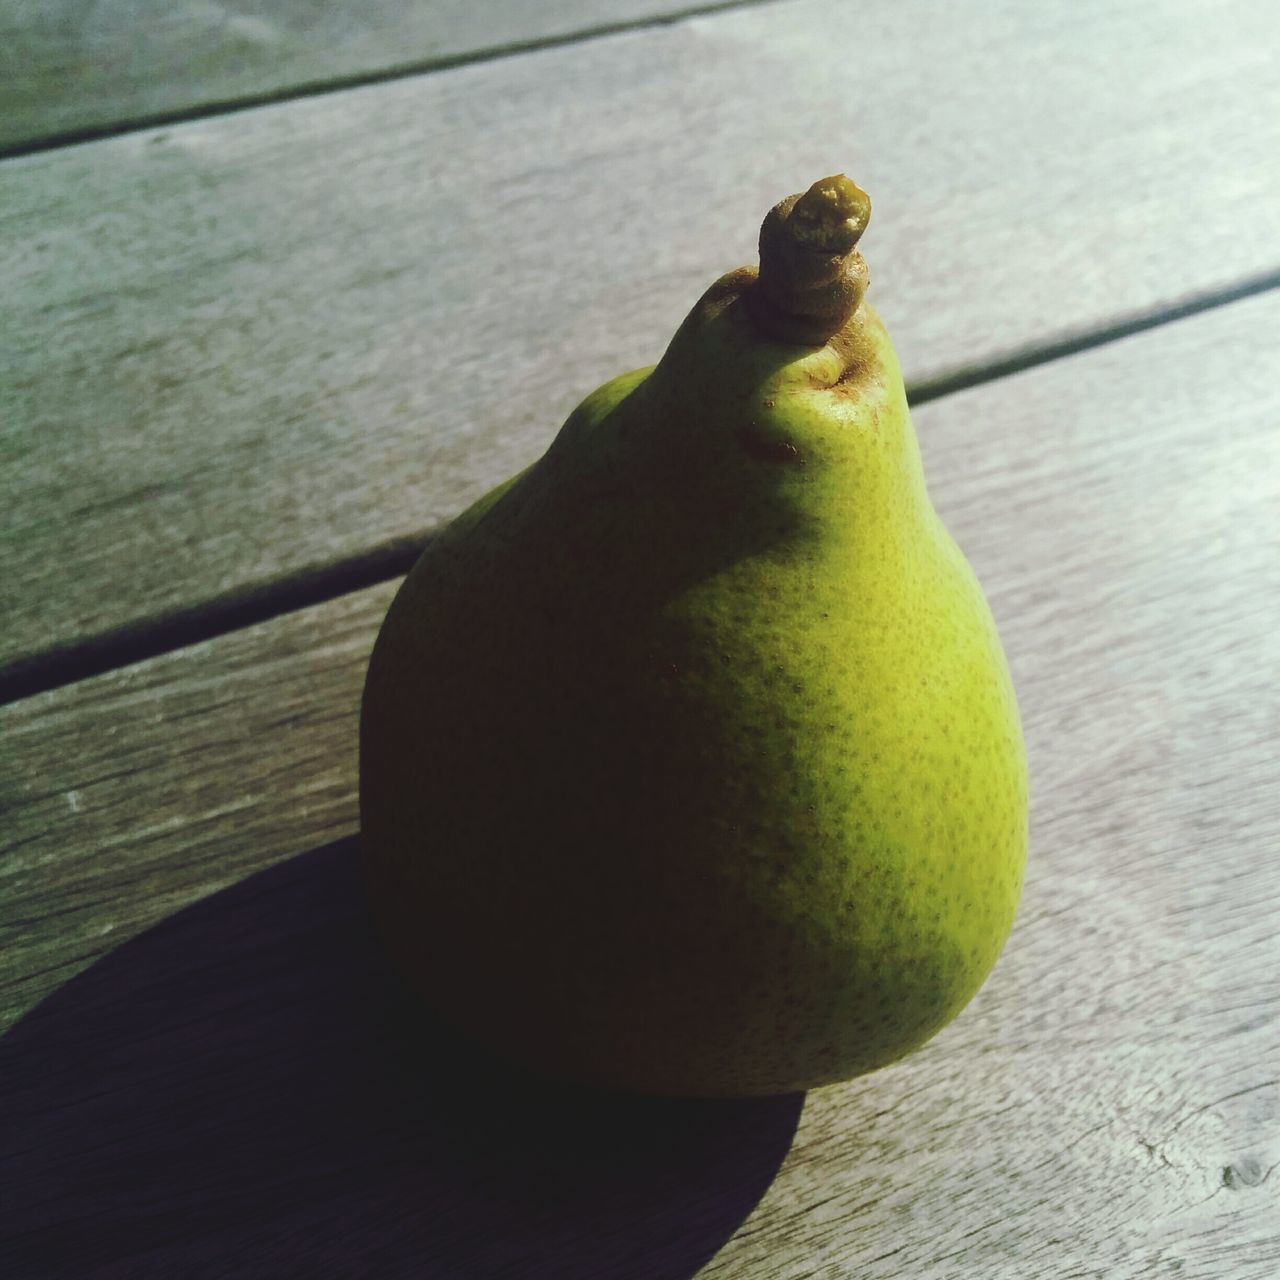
[[3, 272, 1279, 710], [0, 0, 785, 161]]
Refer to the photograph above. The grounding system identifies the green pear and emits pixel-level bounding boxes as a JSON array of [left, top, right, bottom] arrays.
[[360, 175, 1027, 1097]]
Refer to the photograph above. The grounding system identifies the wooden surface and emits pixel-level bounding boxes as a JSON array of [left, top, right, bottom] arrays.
[[3, 0, 1279, 1276], [4, 292, 1278, 1276], [0, 0, 722, 153], [4, 0, 1280, 689]]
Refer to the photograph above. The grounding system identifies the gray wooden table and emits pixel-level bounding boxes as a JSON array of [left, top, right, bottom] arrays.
[[2, 2, 1278, 1276]]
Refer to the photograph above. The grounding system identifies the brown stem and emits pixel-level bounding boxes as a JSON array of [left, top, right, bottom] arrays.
[[747, 174, 872, 346]]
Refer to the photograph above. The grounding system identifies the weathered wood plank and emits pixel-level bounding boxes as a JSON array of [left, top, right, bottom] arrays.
[[0, 0, 722, 153], [3, 0, 1280, 683], [3, 294, 1277, 1277]]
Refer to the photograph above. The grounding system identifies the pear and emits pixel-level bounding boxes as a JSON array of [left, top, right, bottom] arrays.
[[359, 175, 1028, 1097]]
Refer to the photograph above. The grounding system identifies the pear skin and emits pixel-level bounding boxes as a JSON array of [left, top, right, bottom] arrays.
[[360, 177, 1028, 1097]]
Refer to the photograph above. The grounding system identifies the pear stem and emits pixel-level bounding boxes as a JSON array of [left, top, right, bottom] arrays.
[[748, 174, 872, 346]]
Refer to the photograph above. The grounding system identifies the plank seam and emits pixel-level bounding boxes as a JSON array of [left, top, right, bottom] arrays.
[[909, 267, 1280, 405], [3, 270, 1278, 707], [0, 0, 788, 161]]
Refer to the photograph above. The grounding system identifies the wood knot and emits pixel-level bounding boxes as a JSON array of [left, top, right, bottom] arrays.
[[1221, 1157, 1267, 1190]]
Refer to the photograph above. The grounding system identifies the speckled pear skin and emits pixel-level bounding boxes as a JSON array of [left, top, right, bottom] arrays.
[[359, 271, 1027, 1098]]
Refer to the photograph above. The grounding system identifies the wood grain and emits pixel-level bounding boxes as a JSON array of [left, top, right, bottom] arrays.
[[4, 0, 1280, 681], [4, 292, 1277, 1277], [0, 0, 724, 153]]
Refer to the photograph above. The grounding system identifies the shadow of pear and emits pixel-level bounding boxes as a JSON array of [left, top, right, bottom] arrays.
[[0, 837, 803, 1279]]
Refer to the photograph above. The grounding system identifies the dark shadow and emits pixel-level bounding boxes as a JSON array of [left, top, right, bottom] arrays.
[[0, 837, 803, 1278]]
